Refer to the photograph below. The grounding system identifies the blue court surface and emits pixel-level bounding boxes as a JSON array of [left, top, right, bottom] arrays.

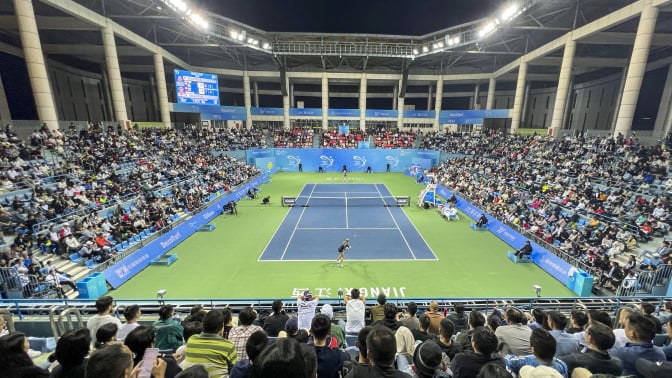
[[259, 183, 437, 261]]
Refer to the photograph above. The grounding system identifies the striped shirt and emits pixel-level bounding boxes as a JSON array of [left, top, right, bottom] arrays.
[[183, 332, 238, 377]]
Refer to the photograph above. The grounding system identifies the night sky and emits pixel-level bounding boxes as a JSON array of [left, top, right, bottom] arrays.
[[193, 0, 501, 35]]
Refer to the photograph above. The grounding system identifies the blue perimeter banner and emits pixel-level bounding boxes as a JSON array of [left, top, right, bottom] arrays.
[[404, 110, 435, 119], [435, 185, 588, 291], [172, 103, 247, 120], [365, 109, 398, 118], [289, 108, 322, 117], [329, 109, 361, 117], [247, 148, 440, 173], [439, 109, 511, 124], [251, 107, 284, 116], [103, 174, 269, 288]]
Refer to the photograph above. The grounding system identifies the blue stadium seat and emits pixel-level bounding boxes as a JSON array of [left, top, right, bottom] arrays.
[[69, 253, 84, 265]]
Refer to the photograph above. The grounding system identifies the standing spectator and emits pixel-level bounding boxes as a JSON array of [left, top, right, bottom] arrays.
[[425, 301, 445, 335], [229, 307, 263, 361], [610, 312, 666, 376], [371, 293, 387, 322], [310, 314, 350, 378], [495, 308, 532, 356], [183, 310, 238, 377], [437, 318, 463, 360], [446, 303, 468, 333], [400, 302, 420, 331], [345, 289, 366, 335], [153, 304, 183, 352], [117, 305, 141, 342], [86, 296, 122, 346], [263, 300, 289, 337], [297, 290, 320, 331], [451, 327, 505, 378], [558, 321, 623, 376]]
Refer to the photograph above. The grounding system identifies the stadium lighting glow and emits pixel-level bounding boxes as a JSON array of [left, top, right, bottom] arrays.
[[422, 46, 429, 53], [501, 3, 521, 21], [262, 42, 271, 50], [412, 48, 419, 55], [478, 21, 497, 38]]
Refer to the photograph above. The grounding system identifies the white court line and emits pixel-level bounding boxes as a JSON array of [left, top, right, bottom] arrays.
[[345, 192, 349, 228], [261, 258, 439, 262], [256, 183, 310, 262], [297, 227, 399, 230], [375, 184, 417, 260], [279, 183, 316, 261]]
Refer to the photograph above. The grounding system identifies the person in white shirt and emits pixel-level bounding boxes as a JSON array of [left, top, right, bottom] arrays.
[[296, 290, 319, 330], [86, 296, 122, 343], [345, 288, 366, 334], [116, 305, 141, 341]]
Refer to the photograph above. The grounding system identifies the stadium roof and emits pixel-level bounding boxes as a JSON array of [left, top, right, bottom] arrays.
[[1, 0, 672, 81]]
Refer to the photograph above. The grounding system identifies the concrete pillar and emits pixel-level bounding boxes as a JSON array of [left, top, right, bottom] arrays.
[[433, 77, 443, 130], [397, 79, 404, 128], [392, 84, 398, 110], [102, 24, 128, 123], [562, 79, 575, 133], [510, 61, 528, 134], [521, 83, 531, 127], [653, 64, 672, 140], [153, 53, 171, 128], [614, 1, 658, 137], [486, 78, 496, 110], [549, 37, 576, 137], [253, 81, 259, 108], [0, 73, 12, 123], [427, 85, 433, 111], [283, 76, 290, 129], [148, 74, 159, 121], [13, 0, 58, 129], [321, 74, 328, 130], [359, 75, 367, 132], [473, 84, 480, 109], [289, 83, 295, 108], [243, 71, 252, 129], [100, 69, 114, 121]]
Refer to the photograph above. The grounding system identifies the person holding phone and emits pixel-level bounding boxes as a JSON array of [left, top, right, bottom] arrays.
[[125, 326, 182, 378]]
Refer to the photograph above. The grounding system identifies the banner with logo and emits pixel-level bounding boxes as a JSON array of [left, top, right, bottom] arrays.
[[103, 174, 268, 288], [246, 148, 439, 173], [251, 107, 284, 116]]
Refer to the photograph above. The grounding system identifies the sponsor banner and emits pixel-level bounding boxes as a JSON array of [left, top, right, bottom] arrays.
[[328, 109, 361, 117], [365, 109, 398, 118], [403, 110, 435, 119], [247, 148, 439, 173], [289, 108, 322, 117], [435, 185, 582, 288], [291, 286, 407, 298], [104, 174, 268, 288], [133, 122, 168, 129], [251, 107, 284, 116], [439, 109, 510, 123], [440, 117, 485, 125], [358, 141, 370, 149]]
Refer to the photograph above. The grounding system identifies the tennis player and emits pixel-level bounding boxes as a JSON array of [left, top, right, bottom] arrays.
[[336, 238, 350, 268]]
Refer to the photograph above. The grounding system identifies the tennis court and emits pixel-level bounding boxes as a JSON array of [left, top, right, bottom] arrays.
[[259, 183, 437, 261]]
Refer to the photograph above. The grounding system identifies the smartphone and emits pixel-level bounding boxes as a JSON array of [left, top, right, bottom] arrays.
[[138, 348, 159, 378]]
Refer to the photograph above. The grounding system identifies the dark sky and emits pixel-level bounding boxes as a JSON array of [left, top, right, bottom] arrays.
[[194, 0, 501, 35]]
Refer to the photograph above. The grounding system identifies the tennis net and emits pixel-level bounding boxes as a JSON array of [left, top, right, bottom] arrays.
[[281, 195, 410, 207]]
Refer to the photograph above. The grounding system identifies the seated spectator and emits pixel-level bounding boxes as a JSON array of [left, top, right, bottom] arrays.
[[310, 314, 349, 378], [400, 302, 420, 331], [250, 337, 308, 378], [94, 322, 118, 349], [50, 328, 91, 378], [503, 328, 568, 377], [450, 326, 505, 378], [124, 325, 182, 378], [183, 309, 238, 375], [358, 327, 408, 378], [0, 332, 50, 377], [447, 303, 468, 333], [411, 314, 435, 342], [373, 303, 403, 331], [342, 326, 373, 377], [640, 302, 663, 334], [263, 300, 289, 337], [546, 311, 580, 356], [437, 318, 463, 360], [153, 304, 184, 352], [495, 307, 532, 356], [454, 310, 486, 353], [558, 321, 623, 376], [278, 317, 309, 343], [229, 306, 263, 361], [117, 305, 141, 342], [230, 330, 268, 378], [610, 312, 666, 376]]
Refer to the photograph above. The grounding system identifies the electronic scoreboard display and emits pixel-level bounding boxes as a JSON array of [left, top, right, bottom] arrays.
[[174, 69, 220, 105]]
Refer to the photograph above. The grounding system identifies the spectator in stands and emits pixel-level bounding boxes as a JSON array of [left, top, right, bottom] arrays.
[[426, 301, 445, 335], [504, 328, 568, 377], [263, 300, 289, 337], [86, 296, 122, 345], [310, 313, 349, 378], [436, 318, 463, 360], [400, 302, 420, 331], [447, 302, 468, 333], [558, 321, 622, 376], [278, 317, 309, 343], [124, 325, 181, 378], [487, 314, 502, 333], [183, 309, 238, 376], [251, 337, 308, 378], [320, 304, 345, 349], [230, 330, 268, 378], [94, 322, 118, 349], [357, 327, 408, 378], [373, 303, 403, 331], [640, 302, 663, 334], [50, 328, 91, 378], [0, 332, 49, 377], [411, 313, 435, 342], [229, 306, 263, 361], [87, 343, 166, 378], [546, 311, 580, 356], [659, 302, 672, 324], [610, 312, 666, 376], [343, 326, 374, 377], [455, 310, 486, 352], [221, 308, 234, 339], [175, 321, 202, 365], [495, 308, 532, 356], [613, 307, 635, 348], [345, 288, 366, 335], [116, 304, 141, 342], [371, 293, 387, 322], [297, 290, 319, 331], [450, 326, 505, 378], [153, 304, 184, 352], [567, 310, 588, 334]]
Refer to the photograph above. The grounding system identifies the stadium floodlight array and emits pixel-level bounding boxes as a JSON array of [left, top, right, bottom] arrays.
[[159, 0, 209, 30], [281, 195, 410, 208]]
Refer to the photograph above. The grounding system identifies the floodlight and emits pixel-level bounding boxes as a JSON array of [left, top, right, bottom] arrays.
[[501, 3, 520, 21], [422, 46, 429, 53], [237, 32, 245, 41], [262, 42, 271, 50], [412, 48, 419, 55], [533, 285, 542, 297], [478, 21, 497, 38], [230, 30, 238, 39]]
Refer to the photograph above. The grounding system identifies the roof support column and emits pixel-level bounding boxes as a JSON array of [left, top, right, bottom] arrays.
[[653, 64, 672, 140], [486, 78, 496, 110], [473, 83, 480, 109], [550, 37, 576, 137], [433, 77, 443, 130], [282, 75, 290, 130], [397, 79, 404, 129], [427, 85, 433, 111], [359, 75, 367, 132], [614, 0, 658, 137], [0, 73, 12, 123], [510, 61, 527, 134], [253, 81, 259, 108], [243, 71, 252, 129], [321, 73, 328, 130], [153, 53, 171, 128], [13, 0, 58, 130], [102, 24, 127, 123]]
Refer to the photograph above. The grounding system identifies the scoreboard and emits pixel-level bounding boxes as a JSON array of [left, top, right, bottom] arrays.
[[174, 69, 220, 105]]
